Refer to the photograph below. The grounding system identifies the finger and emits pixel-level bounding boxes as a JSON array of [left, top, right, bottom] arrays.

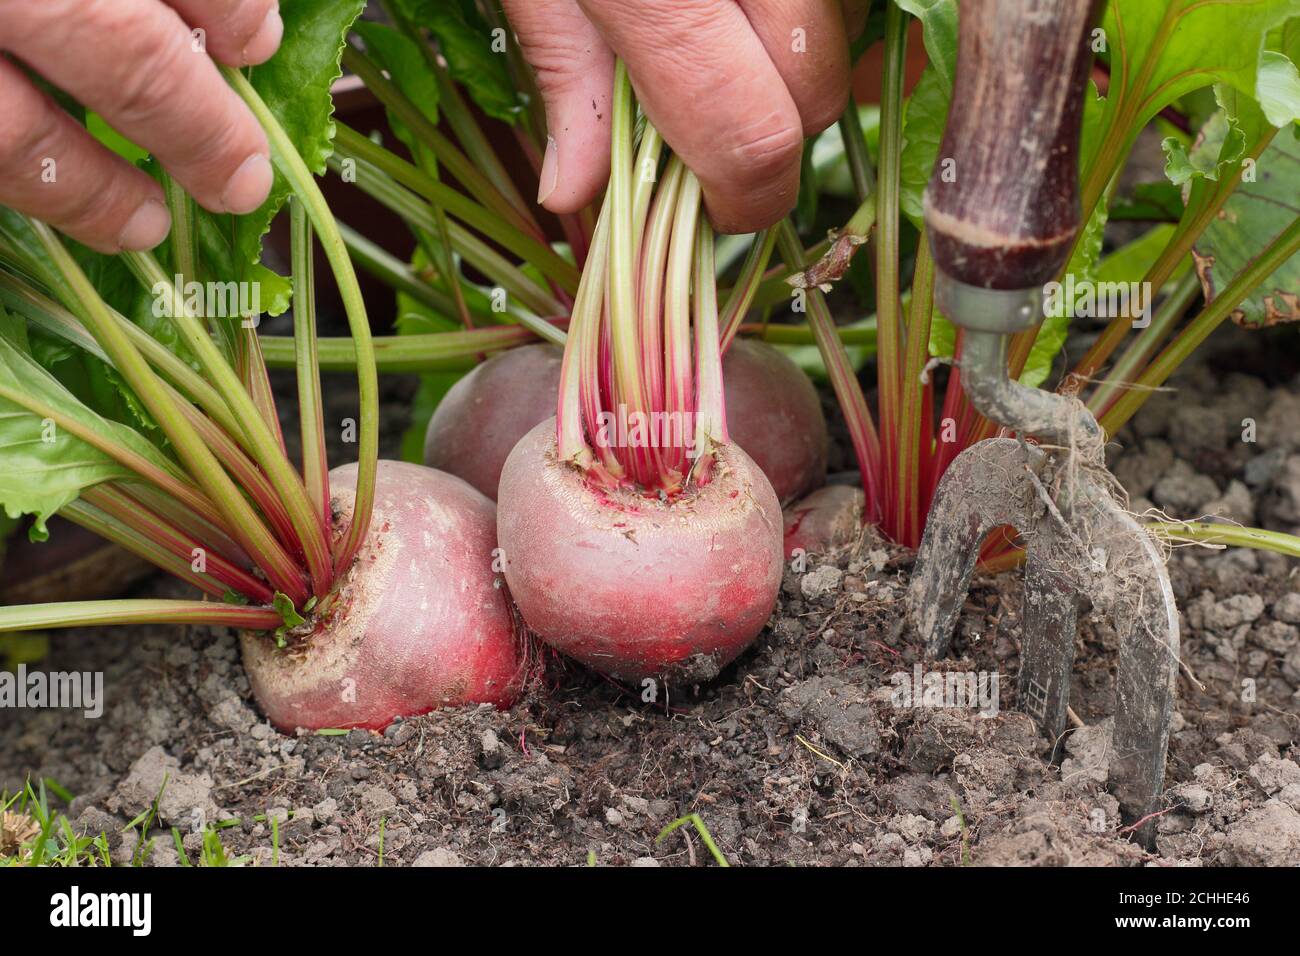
[[1, 0, 273, 215], [503, 0, 615, 214], [578, 0, 804, 234], [164, 0, 283, 67], [737, 0, 850, 135], [0, 58, 169, 253]]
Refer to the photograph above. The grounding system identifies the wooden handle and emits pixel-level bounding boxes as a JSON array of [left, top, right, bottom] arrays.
[[924, 0, 1099, 289]]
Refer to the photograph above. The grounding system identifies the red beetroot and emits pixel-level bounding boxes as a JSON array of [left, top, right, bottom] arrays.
[[424, 344, 564, 501], [425, 339, 827, 503], [724, 338, 828, 504], [496, 418, 783, 683], [783, 485, 865, 557], [241, 460, 522, 731]]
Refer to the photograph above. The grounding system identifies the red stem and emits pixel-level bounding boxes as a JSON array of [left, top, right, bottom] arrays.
[[117, 483, 253, 571], [82, 485, 275, 604], [168, 388, 301, 557], [241, 325, 287, 456]]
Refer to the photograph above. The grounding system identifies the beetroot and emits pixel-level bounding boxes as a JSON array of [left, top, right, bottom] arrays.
[[241, 460, 522, 731], [724, 338, 828, 504], [423, 344, 564, 501], [783, 485, 865, 557], [497, 419, 783, 682], [425, 339, 827, 503], [493, 79, 787, 685]]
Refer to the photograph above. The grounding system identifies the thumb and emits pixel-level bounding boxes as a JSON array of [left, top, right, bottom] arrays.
[[503, 0, 615, 214]]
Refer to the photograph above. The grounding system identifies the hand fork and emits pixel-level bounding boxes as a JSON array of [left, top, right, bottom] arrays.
[[906, 0, 1179, 846]]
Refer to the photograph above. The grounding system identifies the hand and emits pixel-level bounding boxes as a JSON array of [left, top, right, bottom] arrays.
[[503, 0, 862, 234], [0, 0, 284, 254]]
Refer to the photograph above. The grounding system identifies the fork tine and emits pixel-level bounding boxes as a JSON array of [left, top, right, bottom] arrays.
[[908, 438, 1044, 657], [1086, 496, 1180, 844], [1018, 520, 1079, 757]]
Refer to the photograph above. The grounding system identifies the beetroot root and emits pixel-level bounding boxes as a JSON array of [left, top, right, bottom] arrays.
[[423, 344, 564, 500], [723, 338, 828, 504], [425, 340, 827, 503], [783, 485, 865, 558], [496, 419, 783, 683], [241, 460, 522, 731]]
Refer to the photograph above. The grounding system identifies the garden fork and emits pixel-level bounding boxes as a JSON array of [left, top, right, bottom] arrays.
[[906, 0, 1178, 846]]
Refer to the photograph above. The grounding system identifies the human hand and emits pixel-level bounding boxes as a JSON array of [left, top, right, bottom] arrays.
[[503, 0, 863, 234], [0, 0, 284, 253]]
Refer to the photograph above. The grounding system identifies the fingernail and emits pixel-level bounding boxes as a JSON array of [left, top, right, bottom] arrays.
[[118, 200, 171, 251], [242, 6, 283, 65], [537, 136, 559, 206], [222, 153, 274, 214]]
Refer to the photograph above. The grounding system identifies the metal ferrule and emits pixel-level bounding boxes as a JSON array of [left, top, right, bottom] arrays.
[[936, 271, 1101, 448]]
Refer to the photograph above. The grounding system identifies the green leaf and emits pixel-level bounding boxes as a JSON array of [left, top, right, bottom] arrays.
[[0, 236, 167, 441], [351, 20, 443, 213], [46, 349, 162, 441], [143, 161, 294, 334], [0, 632, 50, 671], [0, 302, 30, 354], [1109, 181, 1186, 222], [893, 0, 957, 87], [1062, 183, 1110, 302], [1192, 126, 1300, 326], [393, 0, 520, 123], [1020, 310, 1069, 390], [927, 310, 955, 362], [1093, 0, 1300, 183], [70, 242, 141, 317], [0, 336, 179, 539], [895, 0, 958, 231], [1078, 79, 1109, 187], [1257, 50, 1300, 127], [195, 209, 293, 320], [0, 209, 76, 303], [899, 66, 948, 230], [273, 591, 305, 628], [1162, 111, 1246, 185], [353, 21, 440, 139], [233, 0, 367, 276], [26, 326, 76, 369], [1096, 224, 1188, 288]]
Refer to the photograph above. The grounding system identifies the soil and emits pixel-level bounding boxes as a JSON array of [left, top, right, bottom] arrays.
[[3, 323, 1300, 868]]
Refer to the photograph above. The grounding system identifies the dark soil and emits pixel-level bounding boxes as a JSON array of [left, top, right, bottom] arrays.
[[3, 324, 1300, 868]]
